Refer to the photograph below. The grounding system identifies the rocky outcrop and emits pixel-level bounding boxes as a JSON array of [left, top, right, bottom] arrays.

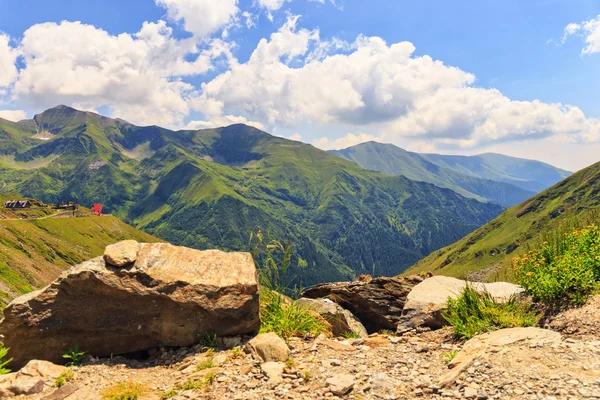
[[296, 298, 368, 338], [0, 360, 67, 398], [0, 242, 260, 368], [396, 276, 526, 333], [301, 275, 422, 333], [103, 240, 141, 267]]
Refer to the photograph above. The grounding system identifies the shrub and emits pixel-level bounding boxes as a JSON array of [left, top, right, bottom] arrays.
[[54, 368, 74, 388], [197, 331, 218, 350], [101, 381, 146, 400], [260, 288, 329, 340], [62, 343, 86, 366], [513, 224, 600, 305], [0, 343, 12, 375], [442, 284, 538, 339]]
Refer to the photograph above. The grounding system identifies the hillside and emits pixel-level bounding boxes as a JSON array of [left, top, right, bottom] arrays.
[[405, 160, 600, 280], [0, 106, 503, 285], [0, 215, 160, 306], [331, 142, 570, 207]]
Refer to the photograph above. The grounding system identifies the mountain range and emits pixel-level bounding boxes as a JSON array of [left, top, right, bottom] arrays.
[[405, 159, 600, 281], [331, 142, 571, 208], [0, 105, 505, 286]]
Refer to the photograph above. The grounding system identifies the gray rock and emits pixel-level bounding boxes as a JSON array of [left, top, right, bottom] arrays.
[[326, 374, 355, 396], [397, 276, 526, 333], [103, 240, 141, 267], [248, 333, 290, 362], [261, 362, 285, 383], [296, 298, 368, 338]]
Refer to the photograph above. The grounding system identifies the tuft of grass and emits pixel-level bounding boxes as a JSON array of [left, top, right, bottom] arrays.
[[160, 389, 178, 399], [54, 368, 74, 388], [441, 350, 457, 364], [303, 370, 312, 381], [176, 373, 215, 391], [342, 331, 360, 339], [62, 343, 86, 366], [442, 284, 538, 339], [230, 347, 242, 359], [514, 224, 600, 306], [285, 358, 295, 370], [197, 351, 215, 371], [198, 332, 218, 350], [101, 381, 146, 400], [260, 288, 329, 340], [0, 343, 12, 375]]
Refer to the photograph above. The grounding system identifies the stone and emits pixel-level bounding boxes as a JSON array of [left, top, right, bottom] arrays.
[[0, 360, 67, 398], [261, 362, 285, 383], [41, 383, 80, 400], [397, 276, 526, 333], [326, 374, 355, 396], [439, 328, 562, 387], [302, 276, 422, 333], [0, 243, 260, 368], [464, 387, 478, 398], [248, 333, 290, 362], [296, 298, 368, 338], [103, 240, 141, 267]]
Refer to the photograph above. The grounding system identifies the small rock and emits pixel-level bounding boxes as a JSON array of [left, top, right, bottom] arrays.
[[261, 362, 285, 383], [326, 374, 355, 396], [248, 333, 290, 362], [103, 240, 141, 267]]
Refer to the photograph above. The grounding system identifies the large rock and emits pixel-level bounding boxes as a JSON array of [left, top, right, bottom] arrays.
[[0, 242, 260, 368], [397, 276, 526, 334], [301, 275, 422, 333], [296, 298, 368, 338], [103, 240, 141, 267], [248, 332, 290, 362], [0, 360, 67, 398]]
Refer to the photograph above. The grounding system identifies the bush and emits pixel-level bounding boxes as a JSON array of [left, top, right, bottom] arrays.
[[101, 381, 146, 400], [260, 288, 329, 340], [0, 343, 12, 375], [513, 224, 600, 305], [442, 284, 538, 339]]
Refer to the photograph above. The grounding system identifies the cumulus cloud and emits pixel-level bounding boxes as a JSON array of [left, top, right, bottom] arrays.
[[195, 15, 600, 150], [12, 20, 233, 127], [0, 33, 18, 88], [185, 115, 264, 130], [0, 109, 27, 122], [562, 15, 600, 54], [313, 133, 378, 150], [155, 0, 239, 37]]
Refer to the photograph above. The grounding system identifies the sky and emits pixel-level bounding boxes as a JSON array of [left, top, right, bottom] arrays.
[[0, 0, 599, 171]]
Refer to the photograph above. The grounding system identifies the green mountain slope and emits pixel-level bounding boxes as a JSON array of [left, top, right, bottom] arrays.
[[0, 213, 160, 306], [405, 160, 600, 281], [0, 106, 503, 286], [332, 142, 570, 207]]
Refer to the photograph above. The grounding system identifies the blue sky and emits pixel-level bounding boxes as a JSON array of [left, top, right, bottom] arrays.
[[0, 0, 599, 170]]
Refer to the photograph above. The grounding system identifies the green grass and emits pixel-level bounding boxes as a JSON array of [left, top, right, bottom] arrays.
[[406, 161, 600, 281], [54, 368, 74, 388], [101, 381, 146, 400], [442, 284, 538, 339], [0, 343, 12, 374], [513, 224, 600, 305]]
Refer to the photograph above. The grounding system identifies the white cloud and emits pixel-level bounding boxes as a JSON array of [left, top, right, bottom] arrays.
[[313, 133, 378, 150], [0, 33, 18, 88], [0, 109, 27, 122], [562, 15, 600, 54], [195, 15, 600, 151], [155, 0, 239, 37], [12, 20, 231, 127], [288, 132, 302, 141], [185, 115, 264, 130]]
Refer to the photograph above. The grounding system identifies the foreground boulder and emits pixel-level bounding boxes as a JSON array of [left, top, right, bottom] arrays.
[[0, 242, 260, 368], [296, 298, 368, 338], [0, 360, 66, 398], [397, 276, 526, 333], [301, 275, 423, 333], [248, 332, 290, 362]]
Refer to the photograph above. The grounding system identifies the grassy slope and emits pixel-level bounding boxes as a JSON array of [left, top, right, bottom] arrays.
[[405, 161, 600, 281], [0, 216, 160, 306], [0, 106, 502, 286], [331, 142, 568, 207]]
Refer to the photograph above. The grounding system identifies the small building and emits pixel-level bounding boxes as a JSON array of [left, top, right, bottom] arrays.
[[3, 200, 31, 209], [55, 201, 78, 211], [92, 204, 103, 216]]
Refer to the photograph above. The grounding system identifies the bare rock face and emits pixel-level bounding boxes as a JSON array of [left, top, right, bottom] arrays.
[[0, 242, 260, 368], [296, 298, 368, 338], [397, 276, 526, 334], [301, 276, 423, 333]]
